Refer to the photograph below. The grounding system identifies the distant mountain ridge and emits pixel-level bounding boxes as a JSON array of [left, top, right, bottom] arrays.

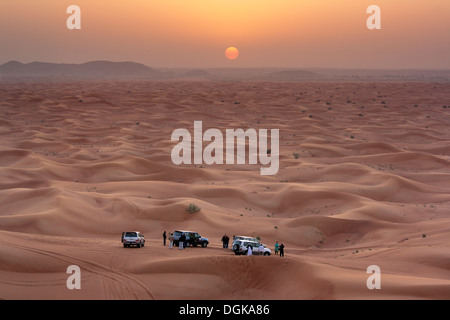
[[0, 60, 320, 81], [0, 60, 159, 79], [1, 60, 449, 82]]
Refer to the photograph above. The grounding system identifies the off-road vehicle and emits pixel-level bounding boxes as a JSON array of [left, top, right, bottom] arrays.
[[121, 231, 145, 248], [231, 236, 259, 249], [232, 240, 271, 256], [173, 230, 209, 247]]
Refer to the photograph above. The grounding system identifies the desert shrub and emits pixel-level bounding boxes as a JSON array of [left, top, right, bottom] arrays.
[[186, 203, 201, 214]]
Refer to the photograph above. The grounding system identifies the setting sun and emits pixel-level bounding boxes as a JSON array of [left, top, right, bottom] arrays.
[[225, 47, 239, 60]]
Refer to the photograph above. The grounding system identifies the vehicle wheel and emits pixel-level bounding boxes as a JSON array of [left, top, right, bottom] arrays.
[[123, 244, 127, 248], [137, 243, 141, 248], [264, 252, 270, 256], [202, 242, 207, 248], [233, 244, 239, 251]]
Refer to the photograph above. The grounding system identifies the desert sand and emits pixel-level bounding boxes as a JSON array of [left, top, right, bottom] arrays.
[[0, 80, 449, 300]]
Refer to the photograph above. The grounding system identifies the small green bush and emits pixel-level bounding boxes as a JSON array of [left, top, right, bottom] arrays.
[[186, 203, 201, 214]]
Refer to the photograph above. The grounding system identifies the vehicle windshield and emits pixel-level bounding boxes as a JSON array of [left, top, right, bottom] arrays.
[[235, 236, 258, 242], [125, 232, 137, 237]]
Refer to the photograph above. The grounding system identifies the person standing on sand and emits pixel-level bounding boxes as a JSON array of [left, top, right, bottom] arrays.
[[279, 243, 285, 257], [247, 245, 253, 256], [168, 233, 174, 249], [179, 233, 186, 250], [222, 234, 230, 249], [163, 231, 167, 246], [258, 243, 264, 254], [274, 242, 279, 255]]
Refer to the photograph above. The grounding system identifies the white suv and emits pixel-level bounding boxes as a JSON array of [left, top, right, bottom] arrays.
[[232, 240, 271, 256], [231, 236, 258, 251], [121, 231, 145, 248]]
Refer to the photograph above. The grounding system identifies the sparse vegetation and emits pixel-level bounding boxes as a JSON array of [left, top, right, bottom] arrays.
[[293, 152, 299, 159], [186, 203, 201, 214]]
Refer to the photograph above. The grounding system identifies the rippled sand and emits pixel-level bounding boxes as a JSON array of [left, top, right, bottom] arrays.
[[0, 80, 449, 299]]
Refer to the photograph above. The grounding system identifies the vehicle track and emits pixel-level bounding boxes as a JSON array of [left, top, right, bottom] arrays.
[[0, 239, 155, 300]]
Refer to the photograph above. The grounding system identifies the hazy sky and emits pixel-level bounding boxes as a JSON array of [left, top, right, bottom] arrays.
[[0, 0, 449, 69]]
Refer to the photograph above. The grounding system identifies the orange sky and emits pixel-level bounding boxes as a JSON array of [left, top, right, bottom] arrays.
[[0, 0, 449, 68]]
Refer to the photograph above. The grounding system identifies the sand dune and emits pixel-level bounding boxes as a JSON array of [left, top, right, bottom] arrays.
[[0, 80, 449, 300]]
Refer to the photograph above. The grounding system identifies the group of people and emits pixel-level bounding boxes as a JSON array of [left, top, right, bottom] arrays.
[[274, 241, 285, 257], [221, 234, 230, 249], [163, 231, 186, 250], [244, 243, 265, 256], [163, 231, 285, 256]]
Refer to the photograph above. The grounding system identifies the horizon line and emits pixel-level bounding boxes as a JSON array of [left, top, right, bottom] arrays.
[[1, 60, 450, 72]]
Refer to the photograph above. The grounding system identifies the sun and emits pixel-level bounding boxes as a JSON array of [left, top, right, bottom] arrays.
[[225, 47, 239, 60]]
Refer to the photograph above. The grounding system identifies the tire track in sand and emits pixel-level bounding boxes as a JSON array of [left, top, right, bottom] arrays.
[[0, 239, 155, 300]]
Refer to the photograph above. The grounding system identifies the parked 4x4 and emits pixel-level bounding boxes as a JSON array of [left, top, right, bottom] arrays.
[[233, 240, 271, 256], [231, 236, 259, 250], [121, 231, 145, 248], [173, 230, 209, 247]]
